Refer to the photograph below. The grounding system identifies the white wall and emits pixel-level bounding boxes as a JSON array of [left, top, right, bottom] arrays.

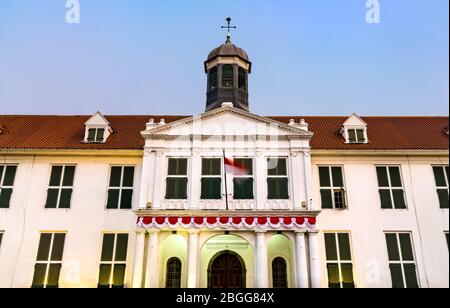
[[0, 154, 142, 288], [312, 154, 449, 288]]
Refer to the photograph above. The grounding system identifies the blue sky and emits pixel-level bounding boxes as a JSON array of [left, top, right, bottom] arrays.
[[0, 0, 448, 116]]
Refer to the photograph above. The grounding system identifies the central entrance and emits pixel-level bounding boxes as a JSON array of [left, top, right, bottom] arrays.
[[208, 250, 246, 289]]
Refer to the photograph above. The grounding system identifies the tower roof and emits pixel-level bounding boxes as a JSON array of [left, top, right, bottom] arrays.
[[207, 36, 250, 62]]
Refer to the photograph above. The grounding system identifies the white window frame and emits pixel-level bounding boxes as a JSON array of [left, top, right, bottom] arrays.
[[384, 232, 420, 288], [0, 164, 17, 208], [106, 165, 136, 210], [165, 157, 189, 200], [232, 157, 254, 200], [324, 232, 355, 288], [98, 233, 128, 288], [432, 165, 449, 207], [267, 157, 290, 200], [201, 157, 223, 200], [376, 165, 407, 210], [46, 165, 76, 209], [319, 165, 347, 209], [346, 128, 367, 144], [34, 232, 66, 288]]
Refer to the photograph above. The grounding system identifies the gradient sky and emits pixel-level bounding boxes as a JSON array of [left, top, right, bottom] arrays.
[[0, 0, 448, 116]]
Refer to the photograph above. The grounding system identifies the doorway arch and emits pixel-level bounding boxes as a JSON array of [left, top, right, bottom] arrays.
[[207, 250, 246, 288]]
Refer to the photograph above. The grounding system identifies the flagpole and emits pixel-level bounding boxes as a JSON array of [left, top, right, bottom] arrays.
[[223, 149, 229, 211]]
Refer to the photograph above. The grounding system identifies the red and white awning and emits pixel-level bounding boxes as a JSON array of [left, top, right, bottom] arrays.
[[137, 216, 316, 230]]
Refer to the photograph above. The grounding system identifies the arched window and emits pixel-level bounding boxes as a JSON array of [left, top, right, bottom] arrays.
[[272, 257, 288, 288], [238, 67, 246, 90], [222, 65, 234, 87], [166, 257, 182, 288], [208, 67, 218, 90]]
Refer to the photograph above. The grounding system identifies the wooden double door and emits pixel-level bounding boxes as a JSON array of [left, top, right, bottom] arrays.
[[208, 251, 246, 289]]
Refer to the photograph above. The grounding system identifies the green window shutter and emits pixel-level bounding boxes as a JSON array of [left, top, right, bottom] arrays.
[[166, 178, 188, 199], [50, 234, 66, 261], [96, 128, 105, 142], [341, 264, 355, 288], [109, 167, 122, 187], [331, 167, 344, 187], [36, 234, 52, 261], [385, 234, 400, 261], [233, 178, 254, 200], [399, 234, 414, 261], [46, 264, 62, 288], [348, 130, 356, 143], [87, 129, 96, 142], [106, 189, 120, 209], [31, 264, 47, 288], [0, 166, 3, 183], [98, 264, 112, 288], [437, 189, 449, 208], [3, 166, 17, 186], [49, 166, 63, 186], [320, 189, 333, 209], [0, 188, 13, 208], [62, 166, 75, 186], [389, 167, 402, 187], [58, 189, 72, 209], [201, 178, 221, 200], [324, 233, 338, 260], [338, 233, 352, 261], [115, 234, 129, 262], [376, 167, 389, 187], [392, 189, 406, 209], [101, 234, 115, 262], [112, 264, 126, 288], [403, 264, 419, 288], [267, 178, 288, 200], [433, 166, 447, 187], [389, 264, 404, 288], [326, 264, 340, 288], [120, 189, 133, 209], [122, 167, 135, 187], [356, 129, 365, 142], [319, 167, 331, 187], [45, 189, 59, 209], [379, 189, 393, 209]]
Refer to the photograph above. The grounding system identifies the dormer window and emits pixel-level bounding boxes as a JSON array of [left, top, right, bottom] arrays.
[[87, 128, 105, 143], [84, 112, 112, 144], [348, 129, 366, 144], [341, 113, 368, 144]]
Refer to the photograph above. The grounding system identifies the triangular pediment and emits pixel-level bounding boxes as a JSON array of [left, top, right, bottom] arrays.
[[343, 113, 367, 127], [142, 105, 313, 138], [85, 111, 110, 126]]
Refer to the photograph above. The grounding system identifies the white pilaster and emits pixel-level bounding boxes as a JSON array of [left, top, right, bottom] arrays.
[[187, 231, 200, 288], [290, 152, 305, 210], [255, 151, 266, 210], [255, 231, 269, 288], [303, 151, 313, 210], [131, 230, 146, 288], [144, 230, 160, 288], [295, 232, 309, 288], [190, 150, 201, 210], [309, 232, 321, 288], [138, 150, 155, 209], [152, 151, 164, 209]]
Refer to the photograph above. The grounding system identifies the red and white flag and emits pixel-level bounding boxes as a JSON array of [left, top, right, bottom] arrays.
[[224, 157, 249, 176]]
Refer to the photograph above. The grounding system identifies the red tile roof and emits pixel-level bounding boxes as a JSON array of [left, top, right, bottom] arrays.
[[0, 115, 448, 151]]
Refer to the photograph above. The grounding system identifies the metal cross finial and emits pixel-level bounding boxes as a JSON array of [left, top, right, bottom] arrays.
[[221, 17, 237, 38]]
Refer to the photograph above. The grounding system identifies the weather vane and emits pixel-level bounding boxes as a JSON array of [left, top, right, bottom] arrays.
[[221, 17, 237, 37]]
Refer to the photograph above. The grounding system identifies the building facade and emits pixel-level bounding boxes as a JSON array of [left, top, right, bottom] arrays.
[[0, 34, 448, 289]]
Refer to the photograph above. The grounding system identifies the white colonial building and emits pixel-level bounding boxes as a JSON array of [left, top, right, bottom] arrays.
[[0, 32, 448, 289]]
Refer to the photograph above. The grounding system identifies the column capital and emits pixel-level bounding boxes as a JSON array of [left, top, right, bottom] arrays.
[[255, 230, 267, 235], [148, 229, 160, 235], [295, 231, 307, 236], [136, 229, 147, 235], [188, 230, 200, 235]]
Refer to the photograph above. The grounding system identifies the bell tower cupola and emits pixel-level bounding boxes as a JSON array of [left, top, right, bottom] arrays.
[[204, 18, 252, 112]]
